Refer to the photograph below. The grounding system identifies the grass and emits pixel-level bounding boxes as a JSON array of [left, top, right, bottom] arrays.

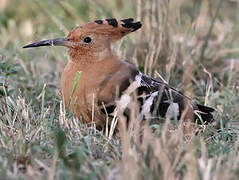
[[0, 0, 239, 179]]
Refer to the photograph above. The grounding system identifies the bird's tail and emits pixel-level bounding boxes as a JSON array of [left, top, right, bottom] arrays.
[[195, 104, 215, 123]]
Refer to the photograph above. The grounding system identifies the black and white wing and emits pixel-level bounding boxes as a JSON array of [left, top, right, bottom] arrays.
[[136, 73, 214, 122], [100, 66, 214, 123]]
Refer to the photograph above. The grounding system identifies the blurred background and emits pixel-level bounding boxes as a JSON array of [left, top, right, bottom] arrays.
[[0, 0, 239, 179]]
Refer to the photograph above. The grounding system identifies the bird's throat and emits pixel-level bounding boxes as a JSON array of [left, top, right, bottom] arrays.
[[68, 47, 113, 64]]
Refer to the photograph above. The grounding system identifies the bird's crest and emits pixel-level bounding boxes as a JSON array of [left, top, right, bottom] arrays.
[[68, 18, 142, 43]]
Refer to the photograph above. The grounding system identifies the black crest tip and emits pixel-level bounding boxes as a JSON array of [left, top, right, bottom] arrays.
[[105, 18, 118, 27], [95, 20, 103, 24]]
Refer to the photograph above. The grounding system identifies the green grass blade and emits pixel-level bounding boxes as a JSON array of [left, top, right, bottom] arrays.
[[70, 71, 82, 98]]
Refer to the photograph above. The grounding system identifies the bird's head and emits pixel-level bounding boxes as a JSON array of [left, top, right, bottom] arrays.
[[23, 18, 142, 62]]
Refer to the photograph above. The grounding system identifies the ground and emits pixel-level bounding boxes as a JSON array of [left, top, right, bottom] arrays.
[[0, 0, 239, 179]]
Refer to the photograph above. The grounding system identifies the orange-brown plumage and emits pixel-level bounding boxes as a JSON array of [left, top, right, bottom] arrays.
[[61, 53, 136, 128], [23, 18, 214, 131]]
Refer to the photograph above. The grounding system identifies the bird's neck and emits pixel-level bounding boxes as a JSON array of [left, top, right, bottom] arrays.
[[68, 47, 114, 64]]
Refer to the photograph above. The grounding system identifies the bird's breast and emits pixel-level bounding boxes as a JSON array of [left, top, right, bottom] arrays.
[[60, 60, 120, 113]]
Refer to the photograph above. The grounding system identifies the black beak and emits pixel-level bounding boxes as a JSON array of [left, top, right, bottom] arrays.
[[22, 38, 72, 48]]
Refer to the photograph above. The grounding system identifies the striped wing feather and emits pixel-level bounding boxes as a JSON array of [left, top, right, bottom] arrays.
[[138, 74, 214, 122], [100, 69, 214, 123]]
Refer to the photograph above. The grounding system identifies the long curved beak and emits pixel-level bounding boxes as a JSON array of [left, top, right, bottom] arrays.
[[22, 38, 73, 48]]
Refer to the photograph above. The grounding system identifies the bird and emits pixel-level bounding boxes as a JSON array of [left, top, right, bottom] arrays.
[[23, 18, 214, 132]]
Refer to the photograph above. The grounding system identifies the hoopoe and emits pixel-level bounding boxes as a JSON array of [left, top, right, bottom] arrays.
[[23, 18, 214, 131]]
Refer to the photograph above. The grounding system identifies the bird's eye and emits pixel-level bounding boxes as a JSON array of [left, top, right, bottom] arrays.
[[83, 37, 92, 43]]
